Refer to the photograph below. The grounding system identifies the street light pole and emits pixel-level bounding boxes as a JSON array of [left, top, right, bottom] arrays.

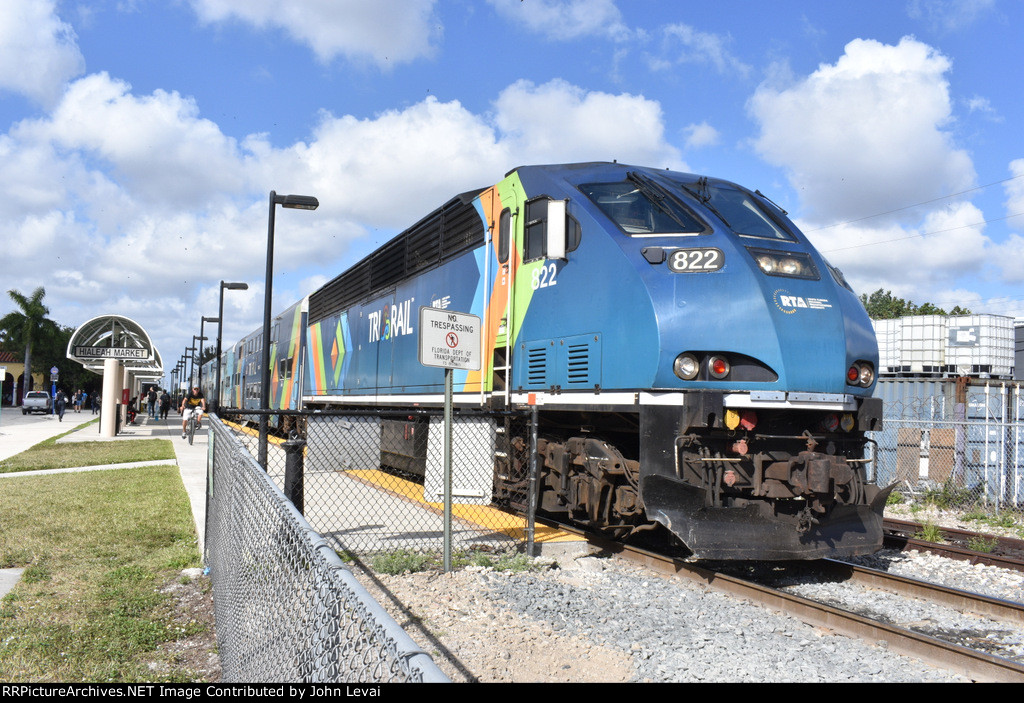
[[216, 281, 248, 413], [191, 335, 207, 389], [199, 317, 219, 392], [184, 346, 196, 390], [176, 359, 185, 406], [260, 190, 319, 469]]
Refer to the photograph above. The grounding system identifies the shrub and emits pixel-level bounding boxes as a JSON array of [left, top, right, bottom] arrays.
[[914, 521, 943, 543]]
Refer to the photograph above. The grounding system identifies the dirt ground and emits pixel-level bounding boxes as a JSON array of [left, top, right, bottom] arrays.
[[354, 565, 634, 683], [168, 561, 634, 684], [150, 571, 221, 682]]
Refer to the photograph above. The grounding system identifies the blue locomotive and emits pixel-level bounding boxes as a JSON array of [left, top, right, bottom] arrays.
[[216, 162, 889, 560]]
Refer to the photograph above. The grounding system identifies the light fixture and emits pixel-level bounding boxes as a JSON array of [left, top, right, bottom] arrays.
[[261, 191, 318, 469]]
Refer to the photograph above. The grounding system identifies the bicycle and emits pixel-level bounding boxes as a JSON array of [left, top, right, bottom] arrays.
[[186, 411, 197, 445]]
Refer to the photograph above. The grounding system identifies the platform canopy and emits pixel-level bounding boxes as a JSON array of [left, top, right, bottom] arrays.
[[66, 314, 163, 377]]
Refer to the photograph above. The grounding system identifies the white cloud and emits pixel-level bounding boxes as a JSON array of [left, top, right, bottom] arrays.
[[991, 234, 1024, 284], [290, 96, 508, 229], [808, 201, 990, 297], [275, 80, 683, 231], [189, 0, 441, 67], [749, 37, 975, 225], [0, 73, 680, 358], [0, 0, 84, 107], [1005, 159, 1024, 226], [682, 122, 720, 150], [907, 0, 996, 34], [493, 79, 684, 170], [26, 73, 252, 208], [655, 23, 751, 77], [488, 0, 634, 42], [965, 95, 1001, 121], [991, 161, 1024, 283], [0, 136, 75, 215]]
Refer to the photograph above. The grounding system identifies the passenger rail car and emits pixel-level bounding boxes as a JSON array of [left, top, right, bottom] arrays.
[[203, 298, 308, 433], [223, 162, 888, 560]]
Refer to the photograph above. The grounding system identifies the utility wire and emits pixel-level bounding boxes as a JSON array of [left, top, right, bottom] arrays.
[[820, 211, 1024, 253], [805, 172, 1024, 233]]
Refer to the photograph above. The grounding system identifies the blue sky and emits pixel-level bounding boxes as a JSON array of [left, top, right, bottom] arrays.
[[1, 0, 1022, 382]]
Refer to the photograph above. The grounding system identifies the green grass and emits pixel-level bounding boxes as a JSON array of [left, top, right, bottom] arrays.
[[967, 535, 998, 553], [0, 466, 204, 682], [370, 549, 434, 575], [962, 509, 1019, 532], [914, 520, 944, 543], [369, 548, 548, 575], [921, 479, 978, 510], [0, 422, 174, 474]]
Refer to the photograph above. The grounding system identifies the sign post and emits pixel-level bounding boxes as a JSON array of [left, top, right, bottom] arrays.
[[50, 366, 59, 415], [418, 307, 481, 572]]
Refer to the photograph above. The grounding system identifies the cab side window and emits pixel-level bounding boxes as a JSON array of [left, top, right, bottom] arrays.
[[524, 197, 581, 262], [498, 208, 511, 264]]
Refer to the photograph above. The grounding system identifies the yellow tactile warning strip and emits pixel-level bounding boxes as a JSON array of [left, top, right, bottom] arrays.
[[221, 420, 580, 543], [346, 468, 579, 543], [223, 420, 285, 445]]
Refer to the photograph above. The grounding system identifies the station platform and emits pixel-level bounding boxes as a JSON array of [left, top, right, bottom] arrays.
[[0, 407, 588, 600], [220, 419, 587, 557]]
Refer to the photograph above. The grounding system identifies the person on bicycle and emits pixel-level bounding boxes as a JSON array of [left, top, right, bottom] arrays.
[[180, 386, 207, 439]]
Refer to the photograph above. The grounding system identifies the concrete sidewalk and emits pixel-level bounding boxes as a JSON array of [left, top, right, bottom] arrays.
[[0, 405, 94, 462], [0, 406, 211, 599]]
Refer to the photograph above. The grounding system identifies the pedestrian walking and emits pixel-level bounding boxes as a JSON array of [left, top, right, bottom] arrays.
[[160, 390, 171, 420], [55, 390, 67, 422], [147, 387, 158, 420]]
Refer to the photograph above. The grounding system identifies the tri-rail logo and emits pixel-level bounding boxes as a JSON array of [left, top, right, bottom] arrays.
[[773, 289, 832, 314], [368, 297, 415, 342]]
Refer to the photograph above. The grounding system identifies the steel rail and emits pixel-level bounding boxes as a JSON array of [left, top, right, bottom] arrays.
[[884, 518, 1024, 571], [817, 559, 1024, 626], [623, 546, 1024, 682], [546, 523, 1024, 683]]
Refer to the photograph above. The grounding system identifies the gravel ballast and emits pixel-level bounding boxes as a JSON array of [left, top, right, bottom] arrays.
[[355, 545, 1024, 683]]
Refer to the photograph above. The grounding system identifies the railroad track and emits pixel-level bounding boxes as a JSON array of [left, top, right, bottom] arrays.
[[884, 518, 1024, 571], [548, 522, 1024, 682]]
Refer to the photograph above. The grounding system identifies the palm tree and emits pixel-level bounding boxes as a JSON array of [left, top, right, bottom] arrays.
[[0, 287, 52, 405]]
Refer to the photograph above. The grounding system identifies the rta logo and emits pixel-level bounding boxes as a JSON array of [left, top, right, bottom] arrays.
[[773, 289, 832, 314], [773, 289, 803, 314]]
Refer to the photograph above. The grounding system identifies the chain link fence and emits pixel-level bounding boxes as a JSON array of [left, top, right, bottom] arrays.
[[221, 407, 537, 560], [206, 415, 452, 683], [869, 380, 1024, 523]]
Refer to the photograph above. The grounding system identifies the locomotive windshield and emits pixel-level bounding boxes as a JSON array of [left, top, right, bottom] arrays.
[[674, 179, 795, 242], [579, 179, 706, 236]]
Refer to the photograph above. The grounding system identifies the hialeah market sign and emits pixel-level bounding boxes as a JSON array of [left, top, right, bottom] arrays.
[[73, 346, 150, 360]]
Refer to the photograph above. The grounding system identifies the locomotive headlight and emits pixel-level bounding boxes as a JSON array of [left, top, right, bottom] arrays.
[[746, 247, 819, 280], [779, 258, 801, 275], [708, 355, 730, 379], [847, 361, 875, 387], [858, 362, 874, 387], [674, 352, 700, 380]]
